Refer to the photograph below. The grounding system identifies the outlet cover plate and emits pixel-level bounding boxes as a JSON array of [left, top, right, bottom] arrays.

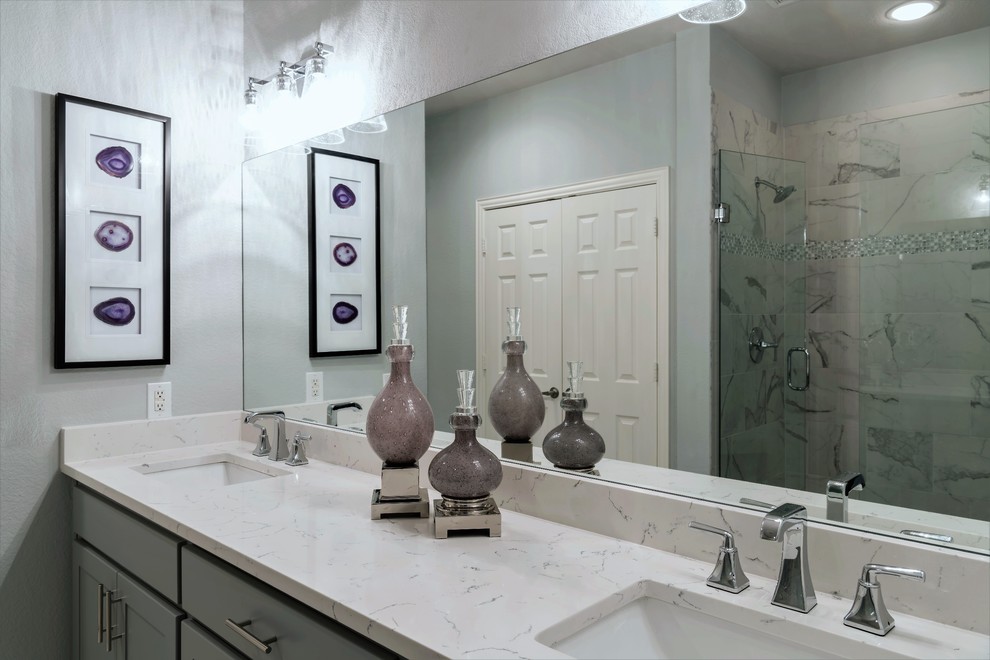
[[306, 372, 323, 403], [148, 382, 172, 419]]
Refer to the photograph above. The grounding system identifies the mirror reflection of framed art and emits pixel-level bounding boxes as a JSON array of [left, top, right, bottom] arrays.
[[55, 94, 170, 368], [308, 148, 381, 357]]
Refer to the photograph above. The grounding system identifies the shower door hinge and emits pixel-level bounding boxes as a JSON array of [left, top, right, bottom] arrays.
[[713, 202, 730, 224], [481, 238, 487, 255]]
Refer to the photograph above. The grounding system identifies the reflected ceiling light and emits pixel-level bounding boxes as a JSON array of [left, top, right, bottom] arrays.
[[346, 115, 388, 134], [886, 0, 941, 21], [678, 0, 747, 24], [311, 129, 346, 146]]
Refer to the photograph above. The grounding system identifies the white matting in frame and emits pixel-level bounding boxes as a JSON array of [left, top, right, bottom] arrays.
[[309, 148, 380, 357], [56, 94, 170, 368]]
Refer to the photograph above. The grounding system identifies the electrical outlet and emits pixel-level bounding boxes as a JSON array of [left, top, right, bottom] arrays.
[[306, 372, 323, 403], [147, 382, 172, 419]]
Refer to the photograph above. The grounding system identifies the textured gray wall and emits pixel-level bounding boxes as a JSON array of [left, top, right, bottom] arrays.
[[0, 1, 244, 657], [782, 26, 990, 125]]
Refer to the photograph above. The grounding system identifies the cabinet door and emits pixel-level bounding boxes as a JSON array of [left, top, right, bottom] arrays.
[[181, 619, 245, 660], [113, 571, 183, 660], [74, 541, 117, 660]]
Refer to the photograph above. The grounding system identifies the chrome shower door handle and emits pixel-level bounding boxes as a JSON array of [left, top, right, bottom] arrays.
[[787, 347, 810, 391]]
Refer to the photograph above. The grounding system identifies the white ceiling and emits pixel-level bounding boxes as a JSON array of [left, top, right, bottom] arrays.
[[426, 0, 990, 117]]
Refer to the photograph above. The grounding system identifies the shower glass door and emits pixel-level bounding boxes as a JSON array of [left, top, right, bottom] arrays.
[[717, 149, 807, 489]]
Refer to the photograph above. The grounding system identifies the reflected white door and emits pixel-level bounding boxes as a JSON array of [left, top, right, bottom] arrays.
[[562, 185, 658, 465], [481, 200, 563, 442], [479, 184, 659, 464]]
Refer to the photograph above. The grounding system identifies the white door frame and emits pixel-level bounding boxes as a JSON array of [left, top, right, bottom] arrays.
[[475, 167, 671, 467]]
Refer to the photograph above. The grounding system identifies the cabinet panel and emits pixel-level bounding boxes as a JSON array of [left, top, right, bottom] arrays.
[[74, 485, 181, 602], [74, 541, 117, 660], [181, 546, 396, 660], [116, 571, 182, 660], [181, 620, 245, 660]]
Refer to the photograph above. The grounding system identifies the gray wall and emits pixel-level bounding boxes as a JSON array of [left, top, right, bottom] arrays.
[[243, 102, 426, 408], [710, 26, 781, 123], [425, 41, 678, 424], [0, 1, 244, 657], [782, 26, 990, 125]]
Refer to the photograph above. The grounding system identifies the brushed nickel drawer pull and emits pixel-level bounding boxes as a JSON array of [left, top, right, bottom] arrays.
[[225, 618, 276, 654], [97, 584, 106, 643]]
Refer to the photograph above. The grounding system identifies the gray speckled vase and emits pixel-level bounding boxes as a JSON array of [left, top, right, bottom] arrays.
[[428, 374, 502, 500], [541, 397, 606, 471], [366, 344, 435, 466], [489, 340, 546, 442]]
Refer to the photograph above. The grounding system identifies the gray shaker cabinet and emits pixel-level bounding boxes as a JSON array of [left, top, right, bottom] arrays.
[[72, 540, 182, 659], [73, 484, 401, 660]]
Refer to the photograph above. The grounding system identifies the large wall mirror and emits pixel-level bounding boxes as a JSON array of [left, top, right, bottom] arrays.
[[244, 1, 990, 553]]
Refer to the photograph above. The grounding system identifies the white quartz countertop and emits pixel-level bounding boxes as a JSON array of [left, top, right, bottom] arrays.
[[62, 440, 989, 659]]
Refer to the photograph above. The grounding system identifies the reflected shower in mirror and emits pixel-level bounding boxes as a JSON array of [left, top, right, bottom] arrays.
[[243, 0, 990, 551]]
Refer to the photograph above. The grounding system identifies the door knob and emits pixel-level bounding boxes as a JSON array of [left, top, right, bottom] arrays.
[[542, 387, 560, 399]]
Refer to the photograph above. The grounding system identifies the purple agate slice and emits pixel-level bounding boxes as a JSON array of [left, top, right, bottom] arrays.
[[94, 220, 134, 252], [333, 242, 357, 267], [332, 301, 359, 324], [332, 183, 356, 209], [95, 146, 134, 178], [93, 297, 136, 326]]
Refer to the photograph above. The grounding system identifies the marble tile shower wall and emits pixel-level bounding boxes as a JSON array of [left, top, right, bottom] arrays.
[[784, 92, 990, 521], [714, 90, 808, 490]]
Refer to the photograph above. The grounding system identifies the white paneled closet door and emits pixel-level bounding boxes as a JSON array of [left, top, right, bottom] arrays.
[[481, 200, 563, 443], [561, 185, 659, 465]]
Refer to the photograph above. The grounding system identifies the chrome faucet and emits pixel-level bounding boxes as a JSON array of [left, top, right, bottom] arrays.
[[327, 401, 363, 426], [844, 564, 925, 635], [244, 411, 288, 461], [760, 503, 817, 613], [826, 472, 865, 522], [688, 522, 750, 593]]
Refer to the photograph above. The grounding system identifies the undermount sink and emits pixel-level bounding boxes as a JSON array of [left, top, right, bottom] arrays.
[[132, 453, 290, 488], [537, 581, 875, 660]]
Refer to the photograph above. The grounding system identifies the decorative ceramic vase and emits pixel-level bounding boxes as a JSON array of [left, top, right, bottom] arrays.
[[488, 307, 546, 443], [542, 361, 605, 471], [428, 370, 503, 501], [366, 305, 434, 466]]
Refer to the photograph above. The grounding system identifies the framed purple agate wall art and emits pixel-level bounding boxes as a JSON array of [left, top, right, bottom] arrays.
[[308, 148, 381, 357], [55, 94, 170, 368]]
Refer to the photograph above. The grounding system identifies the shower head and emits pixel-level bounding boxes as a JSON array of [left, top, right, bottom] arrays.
[[755, 177, 796, 203]]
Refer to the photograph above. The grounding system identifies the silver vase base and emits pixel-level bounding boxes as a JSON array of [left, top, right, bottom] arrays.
[[500, 441, 540, 464], [552, 464, 601, 476], [371, 488, 430, 520], [433, 496, 501, 539]]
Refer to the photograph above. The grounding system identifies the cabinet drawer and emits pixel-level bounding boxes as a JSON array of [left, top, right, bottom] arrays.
[[181, 619, 246, 660], [181, 546, 397, 660], [73, 485, 181, 603]]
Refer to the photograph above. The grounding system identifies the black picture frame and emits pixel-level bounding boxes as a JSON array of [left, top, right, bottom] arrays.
[[307, 148, 382, 357], [55, 94, 171, 368]]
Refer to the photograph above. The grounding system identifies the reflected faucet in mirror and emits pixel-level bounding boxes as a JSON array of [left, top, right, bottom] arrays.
[[328, 401, 363, 427], [826, 472, 866, 523]]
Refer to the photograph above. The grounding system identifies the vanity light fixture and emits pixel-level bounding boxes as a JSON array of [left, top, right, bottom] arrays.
[[678, 0, 747, 24], [242, 41, 349, 143], [885, 0, 941, 21]]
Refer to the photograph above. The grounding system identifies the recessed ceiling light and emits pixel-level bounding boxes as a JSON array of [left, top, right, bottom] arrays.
[[886, 0, 941, 22], [679, 0, 748, 24]]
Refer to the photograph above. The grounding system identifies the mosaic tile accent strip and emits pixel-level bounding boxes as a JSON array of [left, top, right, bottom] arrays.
[[721, 228, 989, 261]]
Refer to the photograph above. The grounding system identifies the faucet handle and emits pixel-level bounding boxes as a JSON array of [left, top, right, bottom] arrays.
[[286, 432, 310, 466], [250, 423, 271, 457], [844, 563, 925, 636], [688, 522, 750, 593]]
